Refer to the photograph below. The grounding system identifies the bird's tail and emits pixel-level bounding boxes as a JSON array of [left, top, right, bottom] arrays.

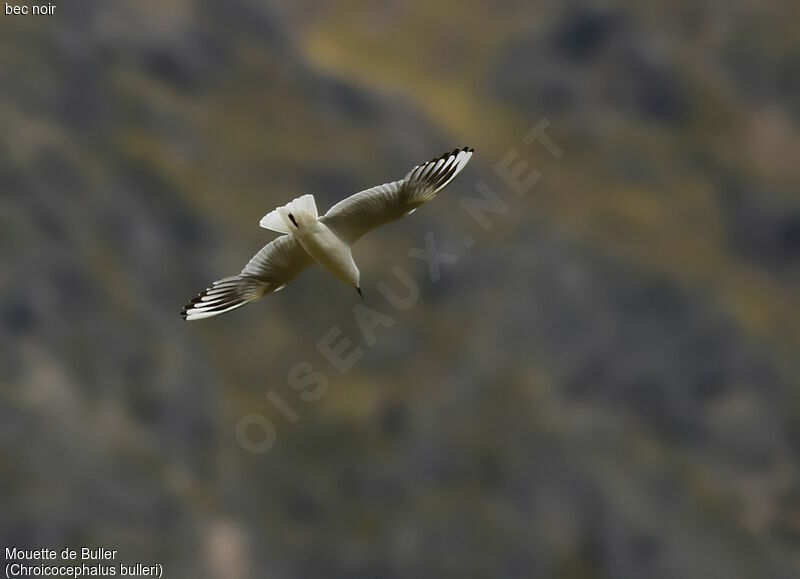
[[259, 194, 318, 233], [181, 275, 266, 321]]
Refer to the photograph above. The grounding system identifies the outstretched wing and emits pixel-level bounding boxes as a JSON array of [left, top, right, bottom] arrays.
[[320, 147, 474, 244], [181, 234, 314, 321]]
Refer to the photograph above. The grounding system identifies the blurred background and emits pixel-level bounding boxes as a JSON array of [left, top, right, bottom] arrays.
[[2, 0, 800, 577]]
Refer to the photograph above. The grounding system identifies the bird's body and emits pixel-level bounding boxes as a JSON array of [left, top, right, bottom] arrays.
[[181, 147, 474, 320], [292, 211, 359, 289]]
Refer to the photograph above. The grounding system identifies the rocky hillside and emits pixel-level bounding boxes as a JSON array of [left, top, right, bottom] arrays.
[[1, 0, 799, 577]]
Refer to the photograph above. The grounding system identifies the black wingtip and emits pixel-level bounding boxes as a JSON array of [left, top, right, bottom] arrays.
[[180, 288, 211, 320], [428, 147, 473, 165]]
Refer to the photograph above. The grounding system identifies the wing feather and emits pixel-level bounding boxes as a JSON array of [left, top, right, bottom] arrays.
[[320, 147, 474, 244], [181, 235, 314, 320]]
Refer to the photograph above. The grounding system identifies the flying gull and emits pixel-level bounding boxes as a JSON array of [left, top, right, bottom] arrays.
[[181, 147, 474, 320]]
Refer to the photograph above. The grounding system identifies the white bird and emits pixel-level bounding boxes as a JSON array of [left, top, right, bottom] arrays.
[[181, 147, 474, 320]]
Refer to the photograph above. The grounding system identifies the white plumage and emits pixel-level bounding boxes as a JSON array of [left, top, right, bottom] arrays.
[[181, 147, 474, 321]]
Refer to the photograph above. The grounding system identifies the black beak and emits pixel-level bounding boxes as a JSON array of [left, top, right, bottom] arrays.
[[356, 286, 364, 300]]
